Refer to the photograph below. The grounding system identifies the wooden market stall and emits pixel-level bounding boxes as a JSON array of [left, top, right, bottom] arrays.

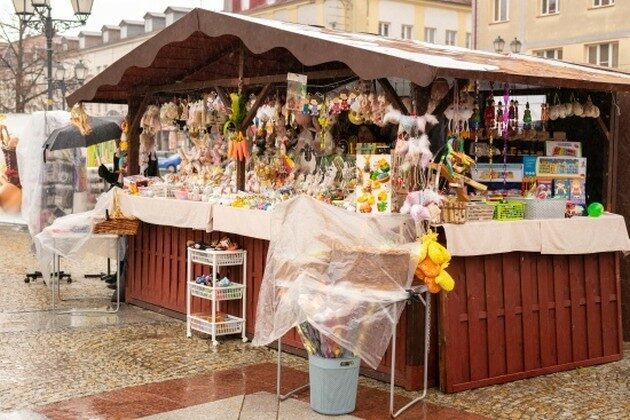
[[66, 9, 630, 392]]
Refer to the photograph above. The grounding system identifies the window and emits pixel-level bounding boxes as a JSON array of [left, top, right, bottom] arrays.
[[445, 30, 457, 46], [401, 25, 413, 40], [466, 32, 472, 49], [541, 0, 559, 15], [587, 42, 618, 67], [494, 0, 509, 22], [593, 0, 614, 7], [378, 22, 390, 37], [424, 27, 436, 43], [534, 48, 562, 59]]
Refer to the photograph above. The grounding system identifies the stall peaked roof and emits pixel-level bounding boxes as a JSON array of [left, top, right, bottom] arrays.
[[67, 8, 630, 105]]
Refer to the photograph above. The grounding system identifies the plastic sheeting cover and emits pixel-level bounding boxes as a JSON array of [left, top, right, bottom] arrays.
[[34, 189, 117, 281], [252, 195, 419, 369], [15, 111, 70, 238]]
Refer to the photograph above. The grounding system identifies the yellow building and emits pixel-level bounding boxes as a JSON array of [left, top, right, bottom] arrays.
[[474, 0, 630, 71], [235, 0, 472, 48]]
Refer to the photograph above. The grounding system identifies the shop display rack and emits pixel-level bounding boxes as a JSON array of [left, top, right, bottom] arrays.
[[186, 248, 247, 346]]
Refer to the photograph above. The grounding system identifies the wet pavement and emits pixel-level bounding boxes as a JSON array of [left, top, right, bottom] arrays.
[[0, 224, 628, 419]]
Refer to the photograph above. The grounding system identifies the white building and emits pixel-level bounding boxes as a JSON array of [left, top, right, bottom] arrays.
[[62, 6, 194, 116]]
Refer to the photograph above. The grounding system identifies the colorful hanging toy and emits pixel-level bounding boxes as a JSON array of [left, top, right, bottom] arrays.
[[225, 92, 250, 161], [415, 231, 455, 293]]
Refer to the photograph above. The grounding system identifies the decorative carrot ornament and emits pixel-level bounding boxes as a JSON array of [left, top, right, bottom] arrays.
[[224, 92, 250, 161]]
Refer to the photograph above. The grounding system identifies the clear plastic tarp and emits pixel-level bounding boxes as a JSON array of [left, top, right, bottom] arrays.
[[34, 189, 117, 280], [252, 195, 419, 369], [15, 111, 71, 238]]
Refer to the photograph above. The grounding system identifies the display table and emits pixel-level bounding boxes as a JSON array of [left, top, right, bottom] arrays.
[[119, 194, 214, 231], [442, 214, 630, 256]]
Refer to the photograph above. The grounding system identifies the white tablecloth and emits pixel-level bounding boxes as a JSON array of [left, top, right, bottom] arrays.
[[443, 213, 630, 256], [117, 194, 272, 239], [119, 194, 213, 231], [212, 205, 271, 240]]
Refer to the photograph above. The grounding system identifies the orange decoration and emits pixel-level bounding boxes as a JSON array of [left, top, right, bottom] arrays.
[[424, 276, 441, 294], [418, 257, 441, 278]]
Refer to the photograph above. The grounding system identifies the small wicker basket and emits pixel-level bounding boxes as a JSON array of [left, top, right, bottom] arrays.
[[466, 203, 495, 222], [93, 191, 140, 235], [441, 200, 467, 224]]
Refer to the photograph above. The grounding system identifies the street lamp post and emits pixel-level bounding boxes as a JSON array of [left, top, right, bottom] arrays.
[[493, 36, 505, 54], [11, 0, 94, 111], [54, 60, 88, 111], [510, 37, 522, 54]]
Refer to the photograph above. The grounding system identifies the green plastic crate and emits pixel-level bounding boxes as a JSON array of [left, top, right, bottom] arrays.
[[492, 200, 525, 221]]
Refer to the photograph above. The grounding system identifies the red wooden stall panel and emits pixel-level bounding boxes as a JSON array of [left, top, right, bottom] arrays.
[[127, 223, 433, 391], [440, 252, 623, 393]]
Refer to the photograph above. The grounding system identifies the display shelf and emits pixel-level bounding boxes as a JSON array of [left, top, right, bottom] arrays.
[[186, 247, 247, 346], [189, 248, 245, 266], [188, 281, 245, 301], [188, 314, 244, 336]]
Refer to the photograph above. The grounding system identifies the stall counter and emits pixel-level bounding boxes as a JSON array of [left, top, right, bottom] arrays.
[[119, 193, 628, 393]]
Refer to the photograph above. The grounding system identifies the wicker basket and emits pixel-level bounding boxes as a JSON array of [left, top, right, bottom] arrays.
[[93, 191, 140, 235], [441, 201, 467, 224], [466, 203, 495, 222]]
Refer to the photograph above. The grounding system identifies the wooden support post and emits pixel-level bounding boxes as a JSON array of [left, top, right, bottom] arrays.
[[605, 93, 619, 212], [127, 94, 153, 175], [596, 115, 611, 142], [213, 86, 231, 109], [378, 78, 408, 115], [241, 84, 272, 129], [432, 79, 467, 117], [236, 45, 246, 191], [412, 82, 432, 116]]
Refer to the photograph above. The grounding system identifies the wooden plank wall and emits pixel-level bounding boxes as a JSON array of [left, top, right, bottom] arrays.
[[614, 92, 630, 340], [127, 223, 433, 390], [440, 252, 623, 393]]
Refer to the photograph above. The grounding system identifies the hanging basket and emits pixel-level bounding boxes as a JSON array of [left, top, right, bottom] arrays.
[[93, 191, 140, 235]]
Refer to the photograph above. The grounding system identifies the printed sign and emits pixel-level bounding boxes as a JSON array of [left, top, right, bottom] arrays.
[[470, 163, 524, 183], [356, 154, 391, 214], [545, 141, 582, 157], [536, 156, 586, 178], [286, 73, 307, 111], [522, 156, 537, 177]]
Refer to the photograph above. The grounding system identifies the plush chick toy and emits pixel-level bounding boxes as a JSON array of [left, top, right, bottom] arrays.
[[415, 231, 455, 293]]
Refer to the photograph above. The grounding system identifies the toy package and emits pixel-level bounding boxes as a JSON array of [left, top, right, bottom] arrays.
[[569, 179, 586, 205], [553, 178, 571, 199]]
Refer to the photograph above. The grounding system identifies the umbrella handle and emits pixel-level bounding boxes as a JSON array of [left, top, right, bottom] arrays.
[[42, 147, 47, 164]]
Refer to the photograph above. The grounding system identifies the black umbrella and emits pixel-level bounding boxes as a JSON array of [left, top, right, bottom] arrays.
[[44, 116, 123, 151]]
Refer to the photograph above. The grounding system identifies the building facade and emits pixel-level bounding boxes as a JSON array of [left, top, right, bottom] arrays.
[[230, 0, 472, 47], [474, 0, 630, 71], [60, 6, 193, 116]]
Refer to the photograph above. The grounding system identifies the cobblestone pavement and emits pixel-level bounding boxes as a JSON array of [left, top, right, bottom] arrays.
[[0, 224, 628, 419]]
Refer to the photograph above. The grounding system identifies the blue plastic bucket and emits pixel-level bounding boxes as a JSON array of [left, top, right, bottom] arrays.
[[308, 354, 361, 415]]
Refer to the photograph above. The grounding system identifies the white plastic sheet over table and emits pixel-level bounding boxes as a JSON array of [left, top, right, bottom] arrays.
[[442, 213, 630, 256]]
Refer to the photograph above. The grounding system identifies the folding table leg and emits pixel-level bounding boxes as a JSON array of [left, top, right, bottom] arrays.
[[276, 338, 309, 401], [389, 293, 431, 418]]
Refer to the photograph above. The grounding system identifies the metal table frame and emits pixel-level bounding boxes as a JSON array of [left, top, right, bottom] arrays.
[[275, 286, 431, 418], [51, 234, 121, 315]]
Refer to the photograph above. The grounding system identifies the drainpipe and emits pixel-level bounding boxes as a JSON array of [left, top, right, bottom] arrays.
[[472, 0, 477, 49]]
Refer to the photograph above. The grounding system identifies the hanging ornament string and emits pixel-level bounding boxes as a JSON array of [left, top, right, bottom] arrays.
[[473, 80, 480, 163], [502, 83, 510, 192]]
